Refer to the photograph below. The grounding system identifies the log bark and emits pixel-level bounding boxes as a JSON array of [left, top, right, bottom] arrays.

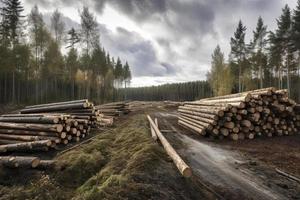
[[25, 99, 88, 109], [0, 129, 66, 138], [179, 113, 217, 125], [0, 122, 63, 132], [147, 115, 192, 177], [0, 133, 59, 143], [20, 102, 90, 114], [178, 109, 218, 120], [0, 116, 60, 124], [147, 115, 158, 141], [0, 156, 40, 168], [0, 140, 52, 152], [179, 106, 224, 117], [179, 115, 213, 130]]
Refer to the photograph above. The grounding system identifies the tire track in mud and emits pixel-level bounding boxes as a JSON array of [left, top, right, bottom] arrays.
[[153, 111, 291, 200]]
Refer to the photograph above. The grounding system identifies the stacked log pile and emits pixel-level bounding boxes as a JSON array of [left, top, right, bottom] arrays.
[[0, 99, 114, 153], [178, 88, 299, 140], [95, 101, 130, 117]]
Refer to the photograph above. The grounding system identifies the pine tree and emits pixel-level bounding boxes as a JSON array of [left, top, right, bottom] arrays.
[[250, 16, 268, 88], [0, 0, 24, 47], [80, 7, 98, 56], [50, 9, 65, 45], [275, 5, 294, 93], [292, 0, 300, 100], [230, 20, 247, 92], [114, 57, 123, 88], [207, 45, 225, 95], [66, 47, 79, 99]]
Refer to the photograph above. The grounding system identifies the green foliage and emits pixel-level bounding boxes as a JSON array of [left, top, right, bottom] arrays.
[[0, 2, 132, 105], [207, 45, 232, 96], [120, 81, 212, 101]]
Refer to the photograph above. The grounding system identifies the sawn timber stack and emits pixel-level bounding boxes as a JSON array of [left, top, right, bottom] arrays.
[[178, 88, 299, 140]]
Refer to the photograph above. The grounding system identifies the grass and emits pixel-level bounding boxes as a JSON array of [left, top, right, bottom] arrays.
[[0, 112, 204, 200]]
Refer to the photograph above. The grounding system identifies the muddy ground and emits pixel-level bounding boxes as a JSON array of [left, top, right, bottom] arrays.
[[151, 107, 300, 200], [0, 105, 299, 200]]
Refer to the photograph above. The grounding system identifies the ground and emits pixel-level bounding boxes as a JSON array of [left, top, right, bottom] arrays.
[[0, 106, 300, 200], [0, 108, 214, 200]]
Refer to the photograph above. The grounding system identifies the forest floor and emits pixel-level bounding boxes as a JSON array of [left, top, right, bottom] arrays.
[[0, 105, 299, 200]]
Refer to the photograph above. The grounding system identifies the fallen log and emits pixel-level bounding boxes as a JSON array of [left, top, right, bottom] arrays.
[[147, 115, 192, 177], [147, 116, 158, 141]]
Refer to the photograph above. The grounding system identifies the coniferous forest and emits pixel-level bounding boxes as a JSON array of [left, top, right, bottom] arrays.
[[0, 0, 132, 105], [207, 4, 300, 102], [1, 0, 300, 106]]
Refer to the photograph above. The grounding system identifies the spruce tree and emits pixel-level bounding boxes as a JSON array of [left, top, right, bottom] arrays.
[[0, 0, 24, 47], [275, 4, 294, 93], [230, 20, 247, 92], [250, 16, 268, 88]]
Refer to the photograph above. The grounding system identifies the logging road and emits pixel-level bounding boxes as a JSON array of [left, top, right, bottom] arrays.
[[151, 109, 300, 200]]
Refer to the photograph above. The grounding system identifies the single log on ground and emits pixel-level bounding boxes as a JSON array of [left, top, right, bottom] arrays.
[[148, 115, 192, 177], [0, 156, 40, 168], [146, 116, 158, 141]]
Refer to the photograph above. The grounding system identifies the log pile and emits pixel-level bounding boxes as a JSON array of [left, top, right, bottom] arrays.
[[0, 99, 113, 153], [95, 101, 130, 117], [178, 88, 299, 140]]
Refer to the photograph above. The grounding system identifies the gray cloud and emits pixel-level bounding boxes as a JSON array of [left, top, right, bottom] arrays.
[[24, 0, 298, 86]]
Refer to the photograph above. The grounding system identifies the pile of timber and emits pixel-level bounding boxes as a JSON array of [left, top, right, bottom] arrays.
[[0, 99, 114, 153], [164, 101, 184, 107], [178, 88, 300, 140], [95, 101, 130, 117], [126, 101, 156, 111]]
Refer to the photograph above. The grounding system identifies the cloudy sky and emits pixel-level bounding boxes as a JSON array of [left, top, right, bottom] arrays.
[[23, 0, 297, 87]]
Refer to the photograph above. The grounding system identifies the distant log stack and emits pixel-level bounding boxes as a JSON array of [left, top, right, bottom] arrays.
[[0, 99, 114, 154], [178, 88, 299, 140], [95, 101, 130, 117]]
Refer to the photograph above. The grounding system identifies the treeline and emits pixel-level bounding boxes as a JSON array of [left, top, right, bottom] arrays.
[[207, 3, 300, 102], [0, 0, 131, 105], [121, 81, 212, 101]]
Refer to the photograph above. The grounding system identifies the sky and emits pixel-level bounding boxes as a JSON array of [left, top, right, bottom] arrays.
[[23, 0, 298, 87]]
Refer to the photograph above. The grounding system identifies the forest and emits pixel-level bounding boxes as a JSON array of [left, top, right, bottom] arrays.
[[121, 81, 212, 101], [0, 0, 132, 105], [207, 3, 300, 102], [1, 0, 300, 106]]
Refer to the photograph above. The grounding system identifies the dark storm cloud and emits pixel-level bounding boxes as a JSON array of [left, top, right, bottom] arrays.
[[24, 0, 296, 85], [106, 27, 177, 76]]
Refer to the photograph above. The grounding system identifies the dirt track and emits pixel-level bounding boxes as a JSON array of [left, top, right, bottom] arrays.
[[150, 108, 300, 200]]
